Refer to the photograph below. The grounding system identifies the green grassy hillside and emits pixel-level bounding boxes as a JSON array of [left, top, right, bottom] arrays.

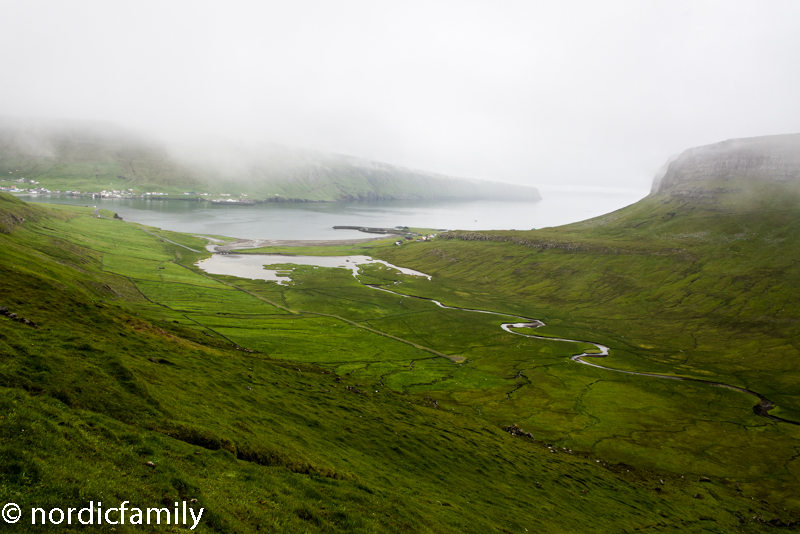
[[0, 118, 540, 202], [0, 119, 198, 195], [0, 192, 789, 532], [369, 177, 800, 508]]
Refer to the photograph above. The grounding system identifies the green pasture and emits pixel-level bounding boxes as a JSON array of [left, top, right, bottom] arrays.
[[2, 191, 800, 531]]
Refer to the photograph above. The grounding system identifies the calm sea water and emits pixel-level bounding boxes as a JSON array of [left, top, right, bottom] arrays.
[[22, 189, 647, 240]]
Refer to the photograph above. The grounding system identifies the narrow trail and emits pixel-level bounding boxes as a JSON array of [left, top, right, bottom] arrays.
[[363, 283, 800, 426], [92, 214, 453, 361], [93, 208, 202, 252], [170, 262, 463, 363], [138, 226, 202, 253]]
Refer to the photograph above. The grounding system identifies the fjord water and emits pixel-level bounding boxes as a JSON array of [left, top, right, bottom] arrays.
[[23, 188, 646, 239]]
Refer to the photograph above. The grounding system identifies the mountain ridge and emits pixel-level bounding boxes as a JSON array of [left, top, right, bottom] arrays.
[[0, 117, 541, 202]]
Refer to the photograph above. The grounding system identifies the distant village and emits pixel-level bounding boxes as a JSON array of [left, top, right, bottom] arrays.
[[0, 173, 252, 202]]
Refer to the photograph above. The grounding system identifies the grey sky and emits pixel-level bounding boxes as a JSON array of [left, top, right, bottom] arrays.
[[1, 0, 799, 191]]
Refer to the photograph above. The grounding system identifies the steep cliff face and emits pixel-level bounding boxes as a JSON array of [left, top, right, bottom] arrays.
[[652, 133, 800, 196]]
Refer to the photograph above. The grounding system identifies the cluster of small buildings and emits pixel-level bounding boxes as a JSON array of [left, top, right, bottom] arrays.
[[395, 233, 437, 245], [1, 178, 47, 194], [0, 185, 35, 193], [0, 174, 41, 193], [1, 173, 248, 200], [100, 189, 135, 198]]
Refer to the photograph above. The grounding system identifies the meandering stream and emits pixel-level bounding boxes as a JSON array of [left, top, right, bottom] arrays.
[[364, 284, 799, 426], [195, 245, 798, 426]]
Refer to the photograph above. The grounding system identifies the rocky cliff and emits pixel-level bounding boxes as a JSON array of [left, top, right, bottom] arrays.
[[652, 133, 800, 195]]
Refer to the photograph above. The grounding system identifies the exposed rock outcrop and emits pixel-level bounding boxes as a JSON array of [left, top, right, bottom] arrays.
[[652, 133, 800, 196], [0, 306, 38, 328], [503, 424, 533, 438]]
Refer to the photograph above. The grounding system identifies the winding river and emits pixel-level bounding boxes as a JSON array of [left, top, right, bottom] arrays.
[[195, 245, 798, 426], [364, 285, 799, 426]]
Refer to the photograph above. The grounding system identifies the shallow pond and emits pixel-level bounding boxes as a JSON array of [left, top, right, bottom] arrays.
[[196, 253, 430, 284]]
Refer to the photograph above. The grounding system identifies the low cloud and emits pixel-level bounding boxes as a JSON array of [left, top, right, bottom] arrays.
[[1, 1, 798, 191]]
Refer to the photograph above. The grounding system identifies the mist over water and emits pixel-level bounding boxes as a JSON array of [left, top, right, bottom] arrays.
[[23, 190, 646, 240]]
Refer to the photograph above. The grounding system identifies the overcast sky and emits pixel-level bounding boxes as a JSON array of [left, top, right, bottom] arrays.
[[1, 0, 799, 191]]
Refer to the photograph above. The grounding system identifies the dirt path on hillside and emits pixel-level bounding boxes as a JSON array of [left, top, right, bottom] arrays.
[[93, 208, 203, 253]]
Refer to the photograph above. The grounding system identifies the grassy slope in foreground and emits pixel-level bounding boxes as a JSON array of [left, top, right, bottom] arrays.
[[0, 192, 785, 532]]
